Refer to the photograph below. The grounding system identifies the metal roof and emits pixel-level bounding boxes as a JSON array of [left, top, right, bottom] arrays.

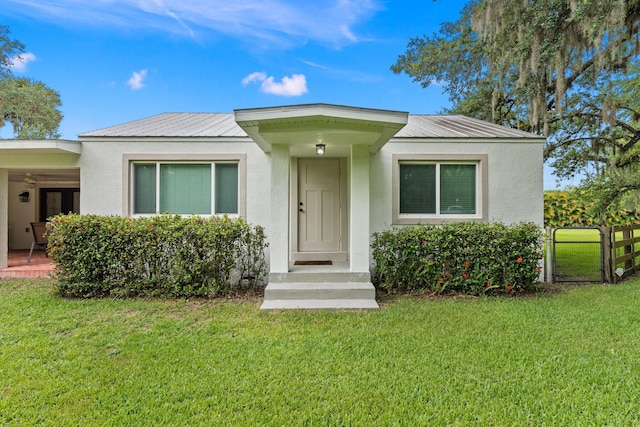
[[398, 115, 540, 139], [80, 112, 541, 140], [80, 113, 247, 138]]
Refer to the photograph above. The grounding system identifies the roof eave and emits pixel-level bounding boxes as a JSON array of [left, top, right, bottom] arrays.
[[0, 139, 82, 155]]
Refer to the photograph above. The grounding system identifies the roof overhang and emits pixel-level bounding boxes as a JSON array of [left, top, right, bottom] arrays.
[[0, 139, 81, 155], [234, 104, 408, 154]]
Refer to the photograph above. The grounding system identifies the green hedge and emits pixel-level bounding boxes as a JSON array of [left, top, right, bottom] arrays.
[[47, 214, 268, 298], [371, 222, 543, 294], [544, 190, 640, 227]]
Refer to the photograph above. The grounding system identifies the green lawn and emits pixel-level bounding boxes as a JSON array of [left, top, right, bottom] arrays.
[[2, 279, 640, 425]]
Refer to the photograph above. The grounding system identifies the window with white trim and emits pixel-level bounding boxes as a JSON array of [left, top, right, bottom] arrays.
[[132, 162, 239, 215], [393, 155, 486, 224]]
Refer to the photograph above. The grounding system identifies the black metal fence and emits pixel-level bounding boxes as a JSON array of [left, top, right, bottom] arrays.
[[551, 227, 605, 283]]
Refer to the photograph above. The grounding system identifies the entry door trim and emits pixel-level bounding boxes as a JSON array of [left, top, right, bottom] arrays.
[[291, 157, 348, 262]]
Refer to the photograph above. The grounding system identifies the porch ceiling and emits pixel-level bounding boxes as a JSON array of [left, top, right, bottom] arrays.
[[234, 103, 408, 153], [8, 168, 80, 183]]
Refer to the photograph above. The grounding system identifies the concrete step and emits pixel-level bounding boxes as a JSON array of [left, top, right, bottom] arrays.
[[261, 299, 379, 310], [264, 281, 375, 300], [268, 271, 370, 283], [261, 282, 379, 310]]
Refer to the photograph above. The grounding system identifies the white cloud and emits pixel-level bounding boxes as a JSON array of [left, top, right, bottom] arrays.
[[300, 58, 383, 83], [242, 72, 308, 96], [242, 71, 267, 86], [300, 60, 329, 70], [2, 0, 382, 48], [8, 52, 37, 73], [127, 69, 148, 90], [340, 25, 358, 43], [261, 74, 308, 96]]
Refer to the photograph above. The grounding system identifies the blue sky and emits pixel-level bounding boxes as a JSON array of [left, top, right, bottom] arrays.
[[1, 0, 568, 188]]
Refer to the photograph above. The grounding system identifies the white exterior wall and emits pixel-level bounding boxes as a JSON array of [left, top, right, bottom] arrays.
[[370, 138, 544, 236], [79, 136, 542, 269], [350, 145, 371, 272], [78, 138, 271, 231], [0, 169, 7, 268], [8, 181, 38, 249], [269, 145, 290, 273]]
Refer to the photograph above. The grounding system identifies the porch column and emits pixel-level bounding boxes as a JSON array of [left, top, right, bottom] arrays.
[[350, 145, 370, 273], [270, 144, 290, 273], [0, 169, 8, 269]]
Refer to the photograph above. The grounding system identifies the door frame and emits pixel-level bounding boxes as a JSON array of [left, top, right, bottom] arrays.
[[290, 157, 348, 262], [39, 187, 80, 222]]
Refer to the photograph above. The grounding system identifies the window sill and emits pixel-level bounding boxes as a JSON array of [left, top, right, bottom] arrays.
[[130, 213, 240, 218]]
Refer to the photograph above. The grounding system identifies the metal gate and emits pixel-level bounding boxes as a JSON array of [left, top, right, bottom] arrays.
[[552, 227, 605, 283]]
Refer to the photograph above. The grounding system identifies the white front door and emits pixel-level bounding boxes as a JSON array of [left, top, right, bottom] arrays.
[[298, 158, 341, 253]]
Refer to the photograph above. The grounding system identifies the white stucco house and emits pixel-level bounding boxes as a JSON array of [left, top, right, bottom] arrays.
[[0, 103, 544, 309]]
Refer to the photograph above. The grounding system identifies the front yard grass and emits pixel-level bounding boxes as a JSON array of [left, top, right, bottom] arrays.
[[2, 279, 640, 425]]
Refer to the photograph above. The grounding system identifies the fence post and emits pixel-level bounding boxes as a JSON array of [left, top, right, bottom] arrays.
[[623, 228, 633, 274], [545, 226, 553, 283], [601, 226, 612, 283], [633, 226, 638, 275]]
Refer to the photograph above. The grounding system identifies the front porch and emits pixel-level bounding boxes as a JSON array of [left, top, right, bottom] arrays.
[[0, 250, 55, 279], [235, 104, 409, 310], [0, 139, 81, 270]]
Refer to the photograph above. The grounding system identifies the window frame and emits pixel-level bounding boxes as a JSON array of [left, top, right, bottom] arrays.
[[123, 154, 246, 217], [392, 154, 488, 225]]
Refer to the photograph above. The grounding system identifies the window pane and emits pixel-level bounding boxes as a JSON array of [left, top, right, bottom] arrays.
[[134, 164, 156, 214], [399, 164, 436, 214], [440, 164, 476, 214], [160, 164, 211, 214], [215, 163, 238, 214], [72, 191, 80, 214]]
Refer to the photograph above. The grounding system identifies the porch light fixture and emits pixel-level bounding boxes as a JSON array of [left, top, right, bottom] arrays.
[[19, 191, 30, 203], [316, 143, 326, 156]]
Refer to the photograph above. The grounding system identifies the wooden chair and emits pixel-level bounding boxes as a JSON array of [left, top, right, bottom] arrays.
[[28, 222, 49, 263]]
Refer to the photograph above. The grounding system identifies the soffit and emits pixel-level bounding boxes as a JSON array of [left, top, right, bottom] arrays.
[[234, 103, 409, 153]]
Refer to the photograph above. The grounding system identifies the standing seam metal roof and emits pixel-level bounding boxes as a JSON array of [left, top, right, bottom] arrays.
[[79, 112, 541, 139], [80, 113, 247, 138]]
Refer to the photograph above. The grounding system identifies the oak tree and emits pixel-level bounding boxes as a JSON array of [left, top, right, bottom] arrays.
[[0, 25, 63, 139], [392, 0, 640, 211]]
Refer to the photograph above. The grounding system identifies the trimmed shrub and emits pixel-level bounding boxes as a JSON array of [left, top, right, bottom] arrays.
[[47, 214, 268, 298], [371, 222, 543, 295]]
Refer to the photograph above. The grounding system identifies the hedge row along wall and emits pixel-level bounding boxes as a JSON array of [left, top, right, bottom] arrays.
[[372, 222, 543, 295], [47, 214, 268, 298]]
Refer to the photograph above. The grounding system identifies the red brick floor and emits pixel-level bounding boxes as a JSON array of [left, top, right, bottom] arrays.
[[0, 250, 55, 279]]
